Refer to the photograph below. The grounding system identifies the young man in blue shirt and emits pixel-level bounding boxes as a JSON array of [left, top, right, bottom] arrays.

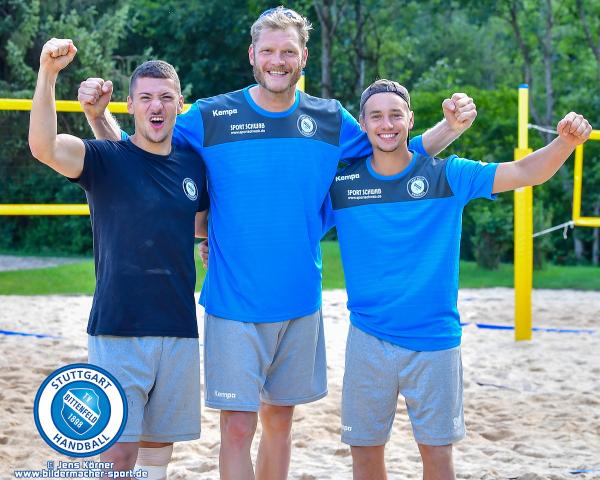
[[76, 8, 477, 479], [29, 38, 208, 479], [329, 79, 592, 480]]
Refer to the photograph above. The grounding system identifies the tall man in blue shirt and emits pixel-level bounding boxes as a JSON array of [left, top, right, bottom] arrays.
[[29, 38, 209, 479], [76, 7, 477, 479], [329, 79, 592, 480]]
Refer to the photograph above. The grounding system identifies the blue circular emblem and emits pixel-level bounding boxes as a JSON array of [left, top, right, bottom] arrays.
[[182, 178, 198, 201], [34, 363, 127, 457], [407, 176, 429, 199], [297, 114, 317, 137]]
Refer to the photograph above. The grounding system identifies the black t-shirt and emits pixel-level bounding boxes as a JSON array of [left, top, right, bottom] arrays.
[[72, 139, 208, 337]]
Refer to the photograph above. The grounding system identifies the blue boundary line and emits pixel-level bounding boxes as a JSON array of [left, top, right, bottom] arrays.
[[569, 467, 600, 475], [460, 322, 595, 334], [0, 329, 61, 339]]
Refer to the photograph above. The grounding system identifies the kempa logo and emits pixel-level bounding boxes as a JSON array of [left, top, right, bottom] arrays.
[[212, 108, 238, 117], [407, 176, 429, 199], [182, 178, 198, 201], [34, 363, 127, 457], [335, 173, 360, 182], [214, 390, 237, 400], [297, 114, 317, 137]]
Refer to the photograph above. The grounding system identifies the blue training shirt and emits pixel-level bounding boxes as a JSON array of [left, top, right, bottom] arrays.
[[169, 85, 426, 322], [329, 153, 498, 351], [72, 139, 209, 337]]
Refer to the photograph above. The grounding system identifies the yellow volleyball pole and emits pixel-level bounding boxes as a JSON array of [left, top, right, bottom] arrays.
[[0, 98, 129, 113], [0, 98, 192, 215], [0, 98, 191, 113], [572, 133, 600, 227], [297, 71, 305, 92], [0, 204, 90, 215], [572, 144, 584, 224], [514, 84, 534, 341]]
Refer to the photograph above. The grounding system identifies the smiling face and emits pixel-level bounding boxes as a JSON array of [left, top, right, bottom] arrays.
[[249, 27, 307, 96], [360, 92, 414, 153], [127, 76, 183, 148]]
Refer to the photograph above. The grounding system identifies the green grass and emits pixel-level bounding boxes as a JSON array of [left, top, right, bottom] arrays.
[[0, 241, 599, 295], [0, 252, 208, 295]]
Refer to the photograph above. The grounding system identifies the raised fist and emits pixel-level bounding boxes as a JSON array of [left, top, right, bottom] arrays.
[[40, 38, 77, 74], [78, 78, 114, 121], [557, 112, 592, 147], [442, 93, 477, 134]]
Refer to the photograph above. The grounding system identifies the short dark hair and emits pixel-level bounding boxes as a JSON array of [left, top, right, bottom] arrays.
[[129, 60, 181, 96]]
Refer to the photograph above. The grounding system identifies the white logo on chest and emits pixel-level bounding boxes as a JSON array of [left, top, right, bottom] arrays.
[[213, 108, 238, 117], [407, 176, 429, 199], [297, 114, 317, 137], [182, 178, 198, 201]]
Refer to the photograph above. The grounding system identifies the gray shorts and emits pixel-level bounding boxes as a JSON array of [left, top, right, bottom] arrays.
[[204, 309, 327, 411], [341, 325, 465, 447], [88, 335, 201, 443]]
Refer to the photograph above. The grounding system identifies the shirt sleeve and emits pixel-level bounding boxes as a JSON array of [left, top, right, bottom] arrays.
[[70, 139, 111, 191], [408, 134, 426, 156], [173, 102, 205, 151], [197, 158, 210, 212], [320, 193, 335, 237], [338, 104, 371, 166], [445, 156, 499, 206]]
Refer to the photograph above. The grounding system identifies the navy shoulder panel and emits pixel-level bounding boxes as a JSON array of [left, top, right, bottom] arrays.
[[330, 154, 454, 210], [198, 89, 341, 147]]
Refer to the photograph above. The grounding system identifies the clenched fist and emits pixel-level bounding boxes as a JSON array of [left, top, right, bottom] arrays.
[[39, 38, 77, 74], [442, 93, 477, 134], [556, 112, 592, 147], [78, 78, 114, 121]]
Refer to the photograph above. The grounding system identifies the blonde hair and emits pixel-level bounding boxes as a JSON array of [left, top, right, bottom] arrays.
[[250, 6, 312, 48]]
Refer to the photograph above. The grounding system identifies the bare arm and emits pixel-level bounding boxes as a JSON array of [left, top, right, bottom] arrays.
[[493, 112, 592, 193], [78, 78, 121, 140], [198, 240, 209, 269], [421, 93, 477, 156], [28, 38, 85, 178], [195, 210, 209, 238]]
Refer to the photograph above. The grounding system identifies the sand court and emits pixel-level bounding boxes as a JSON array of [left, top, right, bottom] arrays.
[[1, 288, 599, 479]]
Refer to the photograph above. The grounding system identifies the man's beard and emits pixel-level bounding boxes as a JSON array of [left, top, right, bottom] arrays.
[[253, 63, 302, 94]]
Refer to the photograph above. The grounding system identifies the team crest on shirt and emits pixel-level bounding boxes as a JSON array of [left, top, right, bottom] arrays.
[[297, 114, 317, 137], [182, 178, 198, 201], [407, 176, 429, 199]]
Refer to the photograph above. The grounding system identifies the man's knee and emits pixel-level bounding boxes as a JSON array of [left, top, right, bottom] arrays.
[[418, 443, 454, 479], [418, 443, 453, 461], [351, 445, 386, 480], [221, 411, 258, 445], [351, 445, 385, 463], [101, 442, 139, 471], [135, 444, 173, 480], [259, 404, 294, 434]]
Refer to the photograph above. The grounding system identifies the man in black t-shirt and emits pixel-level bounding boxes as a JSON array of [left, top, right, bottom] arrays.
[[29, 38, 208, 479]]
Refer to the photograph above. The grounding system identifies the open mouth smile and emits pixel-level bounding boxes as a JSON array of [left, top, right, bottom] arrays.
[[149, 115, 165, 129]]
